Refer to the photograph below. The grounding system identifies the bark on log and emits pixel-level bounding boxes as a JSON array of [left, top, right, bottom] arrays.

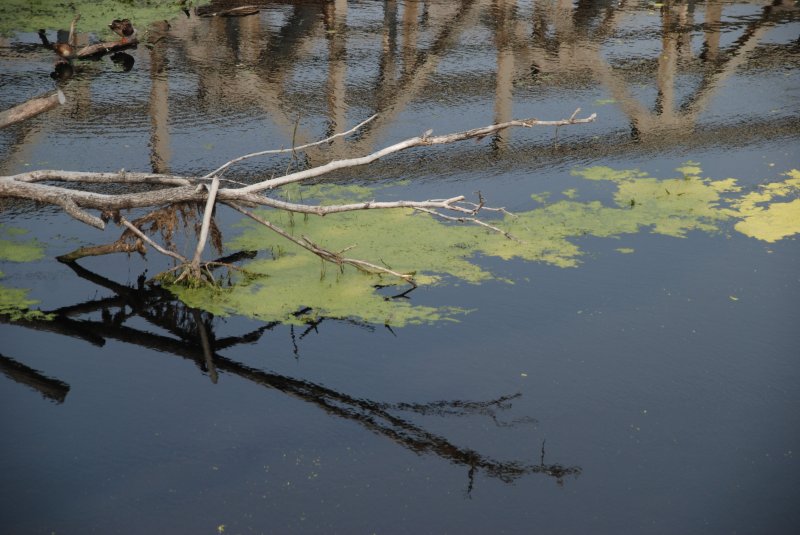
[[0, 90, 66, 129]]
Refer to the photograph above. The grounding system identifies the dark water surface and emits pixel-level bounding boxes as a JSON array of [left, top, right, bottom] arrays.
[[1, 1, 799, 533]]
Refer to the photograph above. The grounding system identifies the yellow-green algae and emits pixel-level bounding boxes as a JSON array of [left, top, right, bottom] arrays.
[[0, 226, 51, 321], [0, 227, 45, 263], [728, 170, 800, 242], [168, 165, 800, 326], [0, 282, 53, 321]]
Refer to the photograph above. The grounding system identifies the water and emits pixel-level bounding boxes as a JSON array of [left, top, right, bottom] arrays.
[[1, 1, 799, 533]]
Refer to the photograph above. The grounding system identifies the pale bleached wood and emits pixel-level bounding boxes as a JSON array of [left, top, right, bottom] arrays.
[[0, 91, 66, 129], [0, 111, 596, 281]]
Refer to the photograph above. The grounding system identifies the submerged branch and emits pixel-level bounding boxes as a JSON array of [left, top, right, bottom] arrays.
[[56, 237, 145, 263], [413, 207, 520, 241]]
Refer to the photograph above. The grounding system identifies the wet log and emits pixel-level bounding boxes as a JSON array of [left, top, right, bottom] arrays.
[[0, 90, 66, 129], [56, 237, 146, 263]]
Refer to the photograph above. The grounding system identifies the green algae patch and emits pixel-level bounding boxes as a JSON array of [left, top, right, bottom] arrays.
[[169, 263, 466, 327], [562, 189, 578, 199], [281, 182, 376, 206], [168, 207, 484, 325], [0, 239, 46, 262], [0, 228, 51, 321], [729, 170, 800, 242], [0, 226, 46, 263], [0, 284, 53, 321], [531, 192, 551, 204], [231, 208, 497, 285], [169, 165, 800, 326], [0, 0, 200, 37], [570, 164, 734, 237], [734, 199, 800, 242]]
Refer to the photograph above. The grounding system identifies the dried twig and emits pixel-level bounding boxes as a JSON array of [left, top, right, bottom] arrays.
[[413, 207, 521, 242], [239, 112, 596, 193], [226, 202, 417, 286], [119, 216, 188, 263], [203, 114, 378, 179]]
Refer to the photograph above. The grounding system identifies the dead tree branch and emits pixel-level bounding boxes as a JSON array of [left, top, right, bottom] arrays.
[[120, 216, 188, 263], [191, 176, 220, 267], [203, 114, 378, 179], [413, 207, 520, 242], [0, 111, 597, 284], [239, 111, 596, 194]]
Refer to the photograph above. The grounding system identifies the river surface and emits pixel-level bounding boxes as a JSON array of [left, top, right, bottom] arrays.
[[1, 1, 799, 533]]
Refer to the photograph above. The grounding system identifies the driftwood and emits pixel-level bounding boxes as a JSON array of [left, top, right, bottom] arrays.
[[0, 111, 596, 284], [0, 91, 66, 129]]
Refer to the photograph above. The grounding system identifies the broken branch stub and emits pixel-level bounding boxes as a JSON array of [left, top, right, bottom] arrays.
[[0, 90, 66, 129]]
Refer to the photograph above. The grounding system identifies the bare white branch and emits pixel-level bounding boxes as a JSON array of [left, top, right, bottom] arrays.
[[238, 113, 596, 193], [120, 216, 188, 263], [203, 114, 378, 179], [192, 176, 221, 266], [0, 111, 598, 282], [413, 207, 520, 242]]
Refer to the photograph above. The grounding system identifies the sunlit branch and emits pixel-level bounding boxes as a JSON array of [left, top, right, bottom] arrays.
[[203, 114, 378, 179], [239, 111, 597, 193]]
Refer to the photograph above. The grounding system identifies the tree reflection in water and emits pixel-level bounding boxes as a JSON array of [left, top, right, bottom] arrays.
[[0, 257, 581, 491]]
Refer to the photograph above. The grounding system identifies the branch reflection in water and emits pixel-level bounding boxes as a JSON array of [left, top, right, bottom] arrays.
[[0, 257, 581, 490]]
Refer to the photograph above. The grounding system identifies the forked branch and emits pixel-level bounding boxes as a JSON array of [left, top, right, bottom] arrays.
[[0, 110, 597, 284]]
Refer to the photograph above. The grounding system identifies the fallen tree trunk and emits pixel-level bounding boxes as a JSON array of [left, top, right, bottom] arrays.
[[0, 90, 66, 129]]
